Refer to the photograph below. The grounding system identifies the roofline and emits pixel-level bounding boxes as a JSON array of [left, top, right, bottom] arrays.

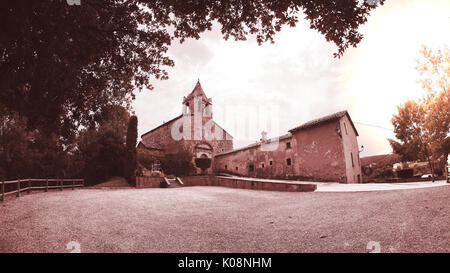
[[288, 110, 359, 136], [215, 133, 292, 157], [343, 111, 359, 136], [140, 114, 183, 138], [213, 120, 233, 140], [137, 141, 165, 151]]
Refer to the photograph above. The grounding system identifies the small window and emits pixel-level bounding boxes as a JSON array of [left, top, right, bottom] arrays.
[[269, 160, 273, 166], [344, 122, 348, 135], [185, 103, 191, 114], [249, 164, 254, 172], [261, 163, 265, 168], [286, 142, 291, 149], [286, 158, 291, 166], [225, 165, 227, 170], [235, 166, 238, 171], [197, 99, 202, 112], [351, 152, 354, 168]]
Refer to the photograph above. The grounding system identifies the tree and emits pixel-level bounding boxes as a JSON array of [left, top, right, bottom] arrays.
[[0, 109, 33, 180], [0, 0, 384, 140], [390, 46, 450, 182], [74, 105, 131, 185], [76, 127, 127, 185], [125, 115, 138, 185], [195, 157, 212, 172], [0, 106, 71, 180], [161, 146, 195, 176]]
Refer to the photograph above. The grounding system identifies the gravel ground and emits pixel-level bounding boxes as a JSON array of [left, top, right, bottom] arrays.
[[0, 185, 449, 253]]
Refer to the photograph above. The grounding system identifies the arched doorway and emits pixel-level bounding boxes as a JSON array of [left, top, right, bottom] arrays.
[[194, 143, 213, 174]]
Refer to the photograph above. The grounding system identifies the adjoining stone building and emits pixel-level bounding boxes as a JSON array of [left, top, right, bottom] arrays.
[[138, 80, 362, 183], [214, 111, 362, 183]]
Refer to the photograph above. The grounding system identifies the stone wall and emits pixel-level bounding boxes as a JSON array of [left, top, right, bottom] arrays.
[[179, 175, 316, 192], [339, 115, 362, 183], [136, 177, 163, 188], [141, 116, 183, 154], [291, 120, 347, 182], [214, 119, 353, 183], [214, 136, 296, 178]]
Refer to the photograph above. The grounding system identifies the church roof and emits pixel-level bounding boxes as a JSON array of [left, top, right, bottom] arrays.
[[137, 141, 164, 151], [140, 114, 183, 138], [183, 79, 212, 104], [289, 110, 358, 136], [215, 133, 291, 157]]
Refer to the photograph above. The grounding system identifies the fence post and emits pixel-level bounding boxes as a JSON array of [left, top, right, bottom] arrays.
[[1, 181, 4, 202], [60, 179, 63, 191], [72, 180, 74, 190], [45, 179, 48, 192], [17, 179, 20, 197], [28, 179, 31, 194]]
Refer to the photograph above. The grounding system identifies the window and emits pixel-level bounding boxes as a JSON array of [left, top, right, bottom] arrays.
[[197, 99, 202, 112], [286, 158, 291, 166], [235, 166, 238, 171], [249, 164, 254, 172], [286, 142, 291, 149], [344, 122, 348, 135], [269, 160, 273, 166], [225, 165, 227, 170], [351, 152, 354, 168], [261, 163, 265, 168]]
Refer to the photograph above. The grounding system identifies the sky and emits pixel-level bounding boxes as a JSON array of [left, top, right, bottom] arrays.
[[133, 0, 450, 157]]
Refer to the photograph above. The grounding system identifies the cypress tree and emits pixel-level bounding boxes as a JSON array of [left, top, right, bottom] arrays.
[[125, 115, 138, 186]]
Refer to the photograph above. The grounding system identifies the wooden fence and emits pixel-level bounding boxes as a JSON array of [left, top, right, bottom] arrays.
[[0, 178, 84, 202]]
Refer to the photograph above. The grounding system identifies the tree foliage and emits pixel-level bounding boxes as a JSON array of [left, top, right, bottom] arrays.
[[195, 157, 212, 171], [0, 108, 71, 180], [76, 127, 127, 185], [160, 145, 195, 176], [0, 0, 384, 140], [390, 46, 450, 181]]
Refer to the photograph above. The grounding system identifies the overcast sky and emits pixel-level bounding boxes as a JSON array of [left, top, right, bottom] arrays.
[[133, 0, 450, 157]]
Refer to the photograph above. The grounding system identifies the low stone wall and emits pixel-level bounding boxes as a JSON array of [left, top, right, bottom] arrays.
[[136, 175, 317, 192], [180, 175, 316, 192], [136, 177, 163, 188], [181, 175, 214, 186]]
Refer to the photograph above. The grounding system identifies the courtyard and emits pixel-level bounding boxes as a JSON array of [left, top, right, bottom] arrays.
[[0, 185, 449, 253]]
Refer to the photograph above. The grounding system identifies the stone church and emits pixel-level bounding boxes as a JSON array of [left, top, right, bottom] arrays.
[[138, 80, 362, 183], [138, 80, 233, 174]]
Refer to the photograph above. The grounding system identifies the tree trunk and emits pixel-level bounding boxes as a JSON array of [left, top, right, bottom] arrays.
[[427, 156, 435, 182], [423, 143, 435, 182]]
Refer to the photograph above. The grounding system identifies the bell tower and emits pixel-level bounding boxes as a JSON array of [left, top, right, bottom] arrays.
[[182, 79, 213, 119]]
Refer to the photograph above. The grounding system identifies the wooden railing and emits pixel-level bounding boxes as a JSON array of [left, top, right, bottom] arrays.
[[0, 178, 84, 202]]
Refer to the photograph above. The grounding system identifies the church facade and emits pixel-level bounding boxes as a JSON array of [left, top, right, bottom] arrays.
[[138, 81, 233, 174], [138, 81, 362, 183]]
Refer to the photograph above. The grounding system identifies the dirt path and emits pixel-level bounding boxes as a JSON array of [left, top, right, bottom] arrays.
[[1, 186, 449, 252]]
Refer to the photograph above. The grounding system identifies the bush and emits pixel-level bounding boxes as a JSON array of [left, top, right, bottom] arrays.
[[160, 146, 195, 176], [194, 158, 211, 171], [397, 168, 414, 178], [150, 170, 163, 177], [77, 128, 127, 186]]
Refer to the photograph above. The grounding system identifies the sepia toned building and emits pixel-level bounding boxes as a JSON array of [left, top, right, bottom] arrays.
[[214, 111, 362, 183], [138, 80, 233, 174], [139, 80, 362, 183]]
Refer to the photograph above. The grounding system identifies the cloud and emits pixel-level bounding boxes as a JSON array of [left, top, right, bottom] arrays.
[[133, 0, 450, 156]]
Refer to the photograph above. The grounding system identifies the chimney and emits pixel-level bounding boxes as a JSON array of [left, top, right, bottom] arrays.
[[260, 131, 268, 143]]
